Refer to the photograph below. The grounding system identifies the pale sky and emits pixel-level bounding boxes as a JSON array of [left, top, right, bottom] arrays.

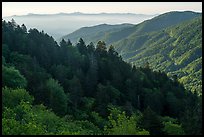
[[2, 2, 202, 17]]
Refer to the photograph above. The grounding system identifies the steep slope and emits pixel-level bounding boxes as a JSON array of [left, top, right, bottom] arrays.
[[108, 11, 201, 47], [60, 23, 134, 44], [119, 16, 202, 95]]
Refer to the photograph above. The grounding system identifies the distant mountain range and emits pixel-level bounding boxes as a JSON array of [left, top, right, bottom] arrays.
[[3, 12, 156, 40], [7, 12, 157, 17], [61, 11, 202, 94]]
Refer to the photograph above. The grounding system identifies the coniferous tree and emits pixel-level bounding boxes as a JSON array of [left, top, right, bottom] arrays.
[[85, 53, 98, 96], [77, 38, 87, 55], [68, 76, 83, 109], [96, 41, 107, 57]]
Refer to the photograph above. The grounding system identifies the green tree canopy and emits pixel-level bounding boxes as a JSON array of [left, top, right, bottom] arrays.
[[45, 78, 68, 116], [104, 107, 149, 135], [2, 65, 27, 89]]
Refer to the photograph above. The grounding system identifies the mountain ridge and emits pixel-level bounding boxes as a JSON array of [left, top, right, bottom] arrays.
[[4, 12, 158, 18], [62, 11, 201, 45], [60, 23, 134, 44]]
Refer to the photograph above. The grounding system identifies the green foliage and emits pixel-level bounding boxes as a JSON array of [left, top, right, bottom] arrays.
[[138, 107, 164, 135], [163, 121, 185, 135], [2, 65, 27, 89], [104, 107, 149, 135], [45, 78, 67, 116], [50, 64, 72, 90], [143, 88, 164, 114], [2, 87, 34, 109], [2, 87, 101, 135], [89, 111, 107, 129], [8, 52, 51, 103], [2, 18, 201, 135], [76, 38, 87, 55], [2, 117, 44, 135], [81, 97, 95, 111], [85, 53, 98, 96], [68, 76, 83, 109], [32, 104, 69, 134], [2, 96, 45, 135], [181, 95, 202, 135], [95, 83, 120, 116], [74, 120, 102, 135], [26, 106, 59, 134], [2, 44, 10, 60], [121, 16, 202, 95], [165, 92, 180, 117], [161, 116, 185, 135]]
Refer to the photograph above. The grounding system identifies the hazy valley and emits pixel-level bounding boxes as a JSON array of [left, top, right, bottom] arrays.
[[3, 12, 156, 41]]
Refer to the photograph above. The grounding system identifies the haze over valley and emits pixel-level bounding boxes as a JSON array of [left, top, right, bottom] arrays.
[[3, 12, 156, 41]]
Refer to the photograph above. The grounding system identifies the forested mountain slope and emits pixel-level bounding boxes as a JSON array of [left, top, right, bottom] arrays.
[[116, 16, 202, 95], [2, 19, 202, 135], [61, 11, 202, 94]]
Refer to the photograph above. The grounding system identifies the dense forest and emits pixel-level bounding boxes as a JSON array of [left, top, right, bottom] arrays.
[[2, 19, 202, 135], [62, 11, 202, 95]]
